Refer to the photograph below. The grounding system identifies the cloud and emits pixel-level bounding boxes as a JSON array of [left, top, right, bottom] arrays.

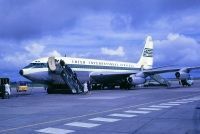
[[0, 0, 200, 41], [0, 1, 79, 40], [39, 13, 144, 47], [101, 46, 125, 57], [24, 43, 45, 56], [3, 53, 29, 66], [1, 1, 200, 80], [154, 33, 200, 66], [167, 33, 180, 41], [46, 50, 62, 57], [2, 42, 62, 68], [2, 43, 44, 67], [70, 52, 91, 58]]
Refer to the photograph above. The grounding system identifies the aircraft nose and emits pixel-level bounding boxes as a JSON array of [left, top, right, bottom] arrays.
[[19, 69, 24, 76]]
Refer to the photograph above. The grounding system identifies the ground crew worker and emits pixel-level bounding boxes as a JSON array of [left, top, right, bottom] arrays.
[[83, 82, 88, 93], [5, 83, 11, 96], [1, 83, 10, 99], [87, 81, 91, 93]]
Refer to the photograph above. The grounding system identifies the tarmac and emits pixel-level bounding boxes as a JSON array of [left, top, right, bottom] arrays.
[[0, 81, 200, 134]]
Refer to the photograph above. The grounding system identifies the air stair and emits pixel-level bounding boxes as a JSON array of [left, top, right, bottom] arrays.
[[149, 74, 171, 87], [48, 57, 83, 94]]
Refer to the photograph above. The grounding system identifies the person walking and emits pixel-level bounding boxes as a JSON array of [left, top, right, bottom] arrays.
[[5, 83, 11, 96], [83, 82, 88, 94]]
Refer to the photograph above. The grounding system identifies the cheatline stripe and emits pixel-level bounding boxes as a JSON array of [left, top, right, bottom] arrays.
[[125, 110, 150, 114], [36, 127, 74, 134], [65, 122, 100, 128], [89, 117, 121, 122], [139, 108, 161, 111], [109, 113, 137, 118], [1, 93, 200, 133], [68, 64, 139, 71]]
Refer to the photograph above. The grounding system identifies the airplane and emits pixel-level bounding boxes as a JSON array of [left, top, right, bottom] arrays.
[[19, 36, 200, 93]]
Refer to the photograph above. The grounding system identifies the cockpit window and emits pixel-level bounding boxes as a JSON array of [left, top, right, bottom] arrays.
[[24, 63, 48, 69]]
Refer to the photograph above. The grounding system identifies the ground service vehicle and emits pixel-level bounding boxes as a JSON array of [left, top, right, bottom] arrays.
[[17, 81, 28, 92]]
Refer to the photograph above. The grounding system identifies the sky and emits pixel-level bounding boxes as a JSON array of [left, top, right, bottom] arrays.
[[0, 0, 200, 81]]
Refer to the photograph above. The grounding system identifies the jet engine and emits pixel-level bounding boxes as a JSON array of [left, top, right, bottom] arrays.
[[175, 68, 192, 86], [127, 73, 146, 85], [175, 68, 190, 80]]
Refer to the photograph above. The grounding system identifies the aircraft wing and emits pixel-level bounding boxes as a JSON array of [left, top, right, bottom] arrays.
[[143, 66, 200, 75], [90, 66, 200, 87], [90, 66, 200, 78]]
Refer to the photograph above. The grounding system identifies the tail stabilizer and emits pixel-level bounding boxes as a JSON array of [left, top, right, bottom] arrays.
[[137, 36, 153, 69]]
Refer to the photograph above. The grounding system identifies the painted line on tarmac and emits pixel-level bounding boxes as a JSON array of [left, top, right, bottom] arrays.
[[65, 122, 100, 128], [1, 93, 200, 133], [149, 105, 172, 108], [109, 113, 137, 118], [139, 108, 161, 111], [36, 127, 74, 134], [125, 110, 150, 114], [89, 117, 121, 122]]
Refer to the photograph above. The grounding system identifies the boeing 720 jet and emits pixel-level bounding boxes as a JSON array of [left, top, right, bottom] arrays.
[[19, 36, 200, 93]]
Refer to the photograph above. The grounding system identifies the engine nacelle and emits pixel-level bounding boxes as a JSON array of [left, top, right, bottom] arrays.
[[175, 68, 193, 86], [175, 68, 190, 80], [127, 74, 146, 85]]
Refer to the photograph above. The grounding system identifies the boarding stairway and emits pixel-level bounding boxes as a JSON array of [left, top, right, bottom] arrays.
[[48, 57, 83, 94], [149, 74, 171, 87]]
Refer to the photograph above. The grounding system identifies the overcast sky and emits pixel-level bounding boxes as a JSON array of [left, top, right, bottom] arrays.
[[0, 0, 200, 81]]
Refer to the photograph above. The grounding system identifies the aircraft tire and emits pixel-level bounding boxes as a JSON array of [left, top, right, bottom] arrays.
[[100, 84, 104, 90], [47, 87, 54, 94]]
